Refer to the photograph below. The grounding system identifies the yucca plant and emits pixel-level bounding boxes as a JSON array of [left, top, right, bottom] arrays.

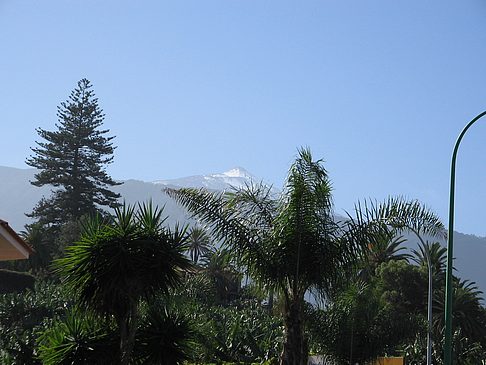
[[134, 303, 195, 365], [37, 308, 118, 365], [55, 202, 192, 365]]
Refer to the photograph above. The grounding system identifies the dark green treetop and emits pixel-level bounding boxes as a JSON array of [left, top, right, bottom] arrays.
[[26, 78, 121, 226]]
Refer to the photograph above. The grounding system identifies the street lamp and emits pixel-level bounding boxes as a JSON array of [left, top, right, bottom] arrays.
[[444, 110, 486, 365], [411, 236, 433, 365], [424, 243, 433, 365]]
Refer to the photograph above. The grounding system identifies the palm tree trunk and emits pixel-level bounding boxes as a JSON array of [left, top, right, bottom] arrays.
[[280, 297, 308, 365]]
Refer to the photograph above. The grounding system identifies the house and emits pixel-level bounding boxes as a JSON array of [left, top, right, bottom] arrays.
[[0, 219, 33, 261]]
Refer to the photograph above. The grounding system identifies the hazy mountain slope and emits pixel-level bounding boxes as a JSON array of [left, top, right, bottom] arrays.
[[112, 179, 193, 226], [0, 166, 257, 231], [0, 166, 51, 232], [0, 165, 485, 297], [451, 232, 486, 293]]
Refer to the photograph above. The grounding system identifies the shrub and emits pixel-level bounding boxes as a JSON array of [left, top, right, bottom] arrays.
[[0, 269, 35, 293]]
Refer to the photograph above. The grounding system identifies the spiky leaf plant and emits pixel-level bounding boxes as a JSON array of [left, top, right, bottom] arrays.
[[55, 202, 192, 365]]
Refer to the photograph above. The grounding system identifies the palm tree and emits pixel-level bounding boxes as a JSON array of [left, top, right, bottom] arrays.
[[358, 229, 410, 280], [55, 203, 192, 365], [201, 248, 241, 304], [14, 223, 57, 275], [412, 241, 447, 277], [367, 233, 409, 265], [187, 226, 211, 264], [166, 148, 445, 365], [426, 278, 486, 364], [409, 241, 486, 364]]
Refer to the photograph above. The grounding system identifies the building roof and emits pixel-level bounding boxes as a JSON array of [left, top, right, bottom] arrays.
[[0, 220, 34, 261]]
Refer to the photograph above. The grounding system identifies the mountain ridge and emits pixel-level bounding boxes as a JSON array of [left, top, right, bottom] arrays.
[[152, 167, 256, 191], [0, 165, 485, 298]]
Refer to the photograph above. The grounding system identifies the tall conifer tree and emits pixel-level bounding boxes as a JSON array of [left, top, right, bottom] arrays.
[[26, 79, 121, 226]]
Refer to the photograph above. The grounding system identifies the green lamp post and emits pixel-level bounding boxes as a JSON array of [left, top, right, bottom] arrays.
[[444, 110, 486, 365]]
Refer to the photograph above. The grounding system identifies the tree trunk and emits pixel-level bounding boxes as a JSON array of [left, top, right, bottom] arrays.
[[119, 304, 139, 365], [280, 297, 308, 365], [268, 288, 274, 312]]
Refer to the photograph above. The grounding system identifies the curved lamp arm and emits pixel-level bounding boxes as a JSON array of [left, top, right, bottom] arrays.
[[444, 110, 486, 365]]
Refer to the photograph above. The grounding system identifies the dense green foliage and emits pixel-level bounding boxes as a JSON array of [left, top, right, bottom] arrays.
[[309, 261, 426, 364], [5, 245, 486, 364], [134, 303, 195, 365], [167, 148, 446, 365], [307, 239, 486, 365], [37, 302, 196, 365], [0, 269, 35, 294], [4, 142, 486, 364], [183, 299, 282, 363], [0, 282, 73, 364]]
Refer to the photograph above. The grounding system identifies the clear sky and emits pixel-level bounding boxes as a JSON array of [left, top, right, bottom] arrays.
[[2, 1, 486, 236]]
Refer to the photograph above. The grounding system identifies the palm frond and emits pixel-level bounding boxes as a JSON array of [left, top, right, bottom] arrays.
[[186, 226, 212, 264], [363, 197, 446, 240], [164, 187, 261, 257], [226, 181, 277, 231], [272, 148, 343, 298], [411, 241, 447, 274]]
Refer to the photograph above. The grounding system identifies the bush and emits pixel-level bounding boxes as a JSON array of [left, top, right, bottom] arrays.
[[0, 281, 72, 364], [188, 301, 283, 363], [0, 269, 35, 293]]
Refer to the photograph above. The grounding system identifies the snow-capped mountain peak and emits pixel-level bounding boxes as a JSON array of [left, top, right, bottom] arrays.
[[1, 165, 486, 299], [152, 167, 256, 191], [220, 167, 254, 179]]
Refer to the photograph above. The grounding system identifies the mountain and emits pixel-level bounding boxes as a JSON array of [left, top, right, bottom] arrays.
[[153, 167, 255, 190], [0, 165, 485, 298], [0, 165, 259, 232], [400, 231, 486, 299], [0, 166, 51, 233]]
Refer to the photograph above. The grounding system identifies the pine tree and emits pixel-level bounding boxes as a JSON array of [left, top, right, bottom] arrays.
[[26, 79, 121, 226]]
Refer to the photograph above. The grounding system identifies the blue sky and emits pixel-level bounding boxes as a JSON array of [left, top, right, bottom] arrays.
[[2, 1, 486, 236]]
